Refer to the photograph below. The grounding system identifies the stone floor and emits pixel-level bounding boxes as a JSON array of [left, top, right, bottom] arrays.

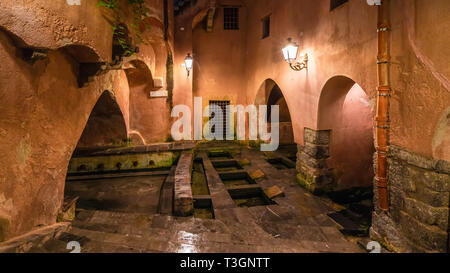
[[32, 144, 366, 253]]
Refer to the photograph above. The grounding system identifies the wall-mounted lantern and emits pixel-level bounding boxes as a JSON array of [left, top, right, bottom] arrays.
[[282, 38, 308, 71], [184, 53, 193, 76]]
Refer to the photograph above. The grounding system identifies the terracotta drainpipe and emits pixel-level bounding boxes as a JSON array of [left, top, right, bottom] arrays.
[[375, 0, 390, 211]]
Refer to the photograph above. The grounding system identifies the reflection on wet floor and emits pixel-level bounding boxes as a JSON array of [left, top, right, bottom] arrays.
[[176, 231, 199, 253]]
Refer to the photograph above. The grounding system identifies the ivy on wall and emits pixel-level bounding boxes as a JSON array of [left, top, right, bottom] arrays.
[[97, 0, 151, 56], [166, 50, 174, 109]]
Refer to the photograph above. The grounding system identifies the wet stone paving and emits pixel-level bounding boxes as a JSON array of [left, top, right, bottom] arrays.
[[33, 144, 365, 253]]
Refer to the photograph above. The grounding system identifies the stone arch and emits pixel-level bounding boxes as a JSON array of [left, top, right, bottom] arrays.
[[255, 79, 295, 145], [124, 59, 170, 143], [74, 91, 128, 153], [317, 75, 375, 190]]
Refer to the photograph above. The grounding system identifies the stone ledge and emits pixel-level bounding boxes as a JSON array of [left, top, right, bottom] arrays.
[[389, 145, 450, 174], [0, 222, 71, 253], [402, 197, 448, 231], [173, 152, 194, 217]]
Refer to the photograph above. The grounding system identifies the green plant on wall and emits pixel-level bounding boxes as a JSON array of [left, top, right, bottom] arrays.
[[166, 50, 174, 109], [97, 0, 151, 56]]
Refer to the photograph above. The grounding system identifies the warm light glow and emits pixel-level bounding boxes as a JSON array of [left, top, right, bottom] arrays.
[[282, 38, 299, 64], [184, 53, 193, 73]]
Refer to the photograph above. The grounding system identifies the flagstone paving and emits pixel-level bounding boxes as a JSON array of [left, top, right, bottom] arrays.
[[31, 145, 365, 253]]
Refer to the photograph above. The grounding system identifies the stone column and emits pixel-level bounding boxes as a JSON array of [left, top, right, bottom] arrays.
[[296, 128, 334, 194]]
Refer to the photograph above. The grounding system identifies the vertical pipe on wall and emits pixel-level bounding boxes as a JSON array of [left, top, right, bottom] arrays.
[[375, 0, 390, 211]]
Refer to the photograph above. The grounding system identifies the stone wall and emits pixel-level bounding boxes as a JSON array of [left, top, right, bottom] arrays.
[[371, 145, 450, 253], [296, 128, 334, 194]]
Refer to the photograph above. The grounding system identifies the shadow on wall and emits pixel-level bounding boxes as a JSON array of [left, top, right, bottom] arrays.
[[75, 91, 128, 151], [318, 76, 375, 190]]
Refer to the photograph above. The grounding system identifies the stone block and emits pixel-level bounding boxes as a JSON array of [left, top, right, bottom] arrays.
[[304, 128, 331, 145], [389, 145, 436, 170], [238, 158, 251, 167], [380, 145, 450, 253], [296, 170, 334, 195], [403, 197, 448, 231], [370, 211, 416, 253], [398, 211, 448, 252], [435, 160, 450, 174], [423, 170, 450, 192], [303, 142, 330, 159], [297, 151, 328, 169], [388, 186, 404, 223], [250, 169, 265, 180], [173, 152, 194, 217], [388, 158, 416, 193], [416, 186, 449, 208], [264, 186, 285, 199]]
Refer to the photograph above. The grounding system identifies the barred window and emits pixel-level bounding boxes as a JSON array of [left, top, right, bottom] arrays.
[[330, 0, 348, 11], [224, 7, 239, 30], [209, 100, 230, 139]]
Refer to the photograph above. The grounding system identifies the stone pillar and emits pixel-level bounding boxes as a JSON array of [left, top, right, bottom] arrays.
[[296, 128, 334, 194], [371, 145, 450, 253]]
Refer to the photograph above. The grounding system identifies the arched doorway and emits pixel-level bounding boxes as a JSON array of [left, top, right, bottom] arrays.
[[61, 91, 130, 220], [267, 83, 295, 146], [74, 91, 128, 155], [318, 76, 374, 190], [317, 75, 375, 236], [256, 79, 295, 151], [254, 79, 297, 167]]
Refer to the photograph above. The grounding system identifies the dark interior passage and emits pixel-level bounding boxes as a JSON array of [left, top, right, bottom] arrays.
[[75, 91, 128, 152]]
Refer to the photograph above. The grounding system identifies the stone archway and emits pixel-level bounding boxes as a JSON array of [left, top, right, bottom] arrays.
[[317, 76, 374, 191], [295, 75, 376, 237], [265, 81, 295, 146], [255, 79, 296, 160], [74, 91, 128, 154], [124, 59, 171, 144]]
